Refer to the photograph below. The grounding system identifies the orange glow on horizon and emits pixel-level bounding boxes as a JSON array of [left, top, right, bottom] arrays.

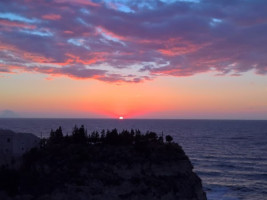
[[1, 72, 267, 119]]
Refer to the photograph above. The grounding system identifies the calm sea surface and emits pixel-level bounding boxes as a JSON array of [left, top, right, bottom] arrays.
[[0, 119, 267, 200]]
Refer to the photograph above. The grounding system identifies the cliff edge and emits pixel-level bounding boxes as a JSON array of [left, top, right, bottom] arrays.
[[0, 126, 207, 200]]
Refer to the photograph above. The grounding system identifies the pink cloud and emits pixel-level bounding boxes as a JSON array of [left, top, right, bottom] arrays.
[[42, 14, 62, 20], [54, 0, 100, 7], [0, 19, 36, 29], [0, 0, 267, 82]]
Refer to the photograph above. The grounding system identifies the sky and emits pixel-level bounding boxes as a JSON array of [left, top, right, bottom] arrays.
[[0, 0, 267, 119]]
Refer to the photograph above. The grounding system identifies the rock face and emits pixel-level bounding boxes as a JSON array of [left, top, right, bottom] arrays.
[[0, 128, 207, 200], [0, 129, 40, 166]]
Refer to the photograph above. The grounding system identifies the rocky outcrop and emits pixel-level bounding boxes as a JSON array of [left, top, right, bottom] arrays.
[[0, 129, 40, 167], [0, 128, 206, 200]]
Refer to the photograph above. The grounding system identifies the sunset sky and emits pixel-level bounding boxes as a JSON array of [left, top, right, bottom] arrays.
[[0, 0, 267, 119]]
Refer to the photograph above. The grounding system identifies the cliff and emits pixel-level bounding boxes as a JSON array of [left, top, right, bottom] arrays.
[[0, 127, 206, 200], [0, 129, 40, 167]]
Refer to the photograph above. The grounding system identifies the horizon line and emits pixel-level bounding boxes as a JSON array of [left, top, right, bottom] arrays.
[[0, 117, 266, 121]]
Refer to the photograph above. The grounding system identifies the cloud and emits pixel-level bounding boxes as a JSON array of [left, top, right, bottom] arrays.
[[42, 14, 62, 20], [0, 0, 267, 83]]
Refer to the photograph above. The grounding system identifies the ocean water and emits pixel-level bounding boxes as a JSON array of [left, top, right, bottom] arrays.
[[0, 118, 266, 200]]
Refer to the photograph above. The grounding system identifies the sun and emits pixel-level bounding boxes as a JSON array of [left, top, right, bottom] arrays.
[[119, 116, 124, 120]]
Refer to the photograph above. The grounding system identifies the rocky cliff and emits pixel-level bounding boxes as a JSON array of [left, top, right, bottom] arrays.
[[0, 127, 206, 200], [0, 129, 40, 167]]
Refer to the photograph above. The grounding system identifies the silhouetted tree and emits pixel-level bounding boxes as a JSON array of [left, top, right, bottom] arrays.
[[158, 132, 164, 143], [145, 131, 158, 142], [50, 129, 55, 138], [49, 126, 63, 144], [165, 135, 173, 143], [44, 125, 176, 147], [72, 125, 87, 143], [100, 129, 106, 142], [39, 138, 47, 148], [134, 129, 142, 145], [105, 128, 119, 145], [89, 131, 100, 143], [119, 130, 134, 145], [55, 126, 63, 137]]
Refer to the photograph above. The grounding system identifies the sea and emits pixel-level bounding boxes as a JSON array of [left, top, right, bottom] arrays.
[[0, 118, 266, 200]]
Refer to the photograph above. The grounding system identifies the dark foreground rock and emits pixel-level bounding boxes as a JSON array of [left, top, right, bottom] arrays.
[[0, 129, 40, 167], [0, 127, 206, 200]]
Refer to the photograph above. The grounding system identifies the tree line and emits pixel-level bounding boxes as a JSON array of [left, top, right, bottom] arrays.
[[46, 125, 173, 146]]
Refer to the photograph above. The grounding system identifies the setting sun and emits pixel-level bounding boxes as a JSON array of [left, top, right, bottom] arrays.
[[119, 116, 124, 120]]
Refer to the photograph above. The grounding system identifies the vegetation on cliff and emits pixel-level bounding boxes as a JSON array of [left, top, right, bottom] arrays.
[[0, 126, 206, 200]]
